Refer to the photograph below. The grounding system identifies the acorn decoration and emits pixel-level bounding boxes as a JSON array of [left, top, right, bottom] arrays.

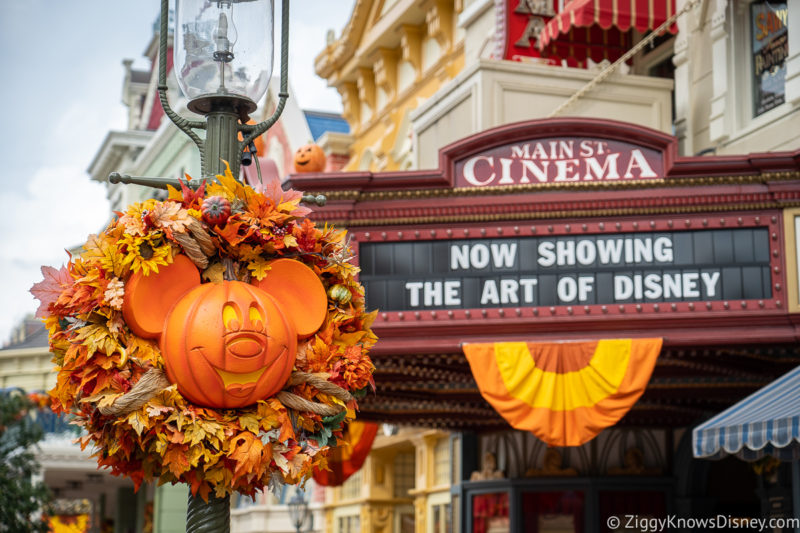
[[201, 196, 231, 226], [328, 284, 352, 305]]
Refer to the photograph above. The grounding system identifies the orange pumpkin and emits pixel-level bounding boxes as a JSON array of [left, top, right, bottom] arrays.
[[122, 255, 327, 408], [161, 281, 296, 407], [293, 143, 326, 173]]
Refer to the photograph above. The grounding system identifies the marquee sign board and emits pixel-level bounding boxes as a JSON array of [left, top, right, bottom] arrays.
[[360, 228, 771, 311], [453, 137, 665, 188]]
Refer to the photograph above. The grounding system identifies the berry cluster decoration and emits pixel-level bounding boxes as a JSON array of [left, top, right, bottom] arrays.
[[31, 166, 376, 499]]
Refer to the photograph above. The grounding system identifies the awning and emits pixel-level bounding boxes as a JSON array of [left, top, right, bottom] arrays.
[[693, 365, 800, 461], [463, 338, 662, 447], [538, 0, 678, 50]]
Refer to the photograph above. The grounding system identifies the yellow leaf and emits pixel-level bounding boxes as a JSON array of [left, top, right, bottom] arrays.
[[127, 409, 150, 436], [238, 244, 263, 262], [80, 391, 123, 409], [247, 258, 271, 281], [238, 412, 261, 434], [167, 184, 183, 202], [184, 423, 208, 447], [187, 445, 205, 468], [283, 234, 298, 248], [202, 262, 225, 283], [207, 161, 250, 202]]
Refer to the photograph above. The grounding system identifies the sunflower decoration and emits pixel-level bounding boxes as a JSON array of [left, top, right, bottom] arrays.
[[31, 165, 377, 500]]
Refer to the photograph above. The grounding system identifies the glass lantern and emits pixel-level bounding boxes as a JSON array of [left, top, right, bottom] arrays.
[[174, 0, 274, 114]]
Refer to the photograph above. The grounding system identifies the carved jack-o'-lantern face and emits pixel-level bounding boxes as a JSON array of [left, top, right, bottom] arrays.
[[293, 144, 326, 173], [123, 255, 327, 408], [160, 281, 297, 407]]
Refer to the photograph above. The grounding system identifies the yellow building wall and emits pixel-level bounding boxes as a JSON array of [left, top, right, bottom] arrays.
[[315, 0, 467, 172], [323, 428, 452, 533]]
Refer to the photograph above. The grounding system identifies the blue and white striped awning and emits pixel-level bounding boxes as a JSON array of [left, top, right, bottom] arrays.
[[693, 365, 800, 461]]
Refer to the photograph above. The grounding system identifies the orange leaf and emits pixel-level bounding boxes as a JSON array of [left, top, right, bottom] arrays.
[[164, 445, 192, 478], [230, 432, 265, 478], [215, 219, 253, 247], [187, 471, 212, 501]]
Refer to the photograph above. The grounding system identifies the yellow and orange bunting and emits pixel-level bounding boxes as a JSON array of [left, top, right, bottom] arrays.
[[462, 339, 662, 447]]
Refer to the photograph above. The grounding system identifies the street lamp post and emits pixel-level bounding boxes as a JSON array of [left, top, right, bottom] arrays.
[[110, 0, 293, 193], [113, 1, 300, 531], [287, 490, 312, 533], [165, 0, 287, 182]]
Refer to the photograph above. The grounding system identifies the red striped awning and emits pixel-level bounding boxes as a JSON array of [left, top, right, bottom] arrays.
[[538, 0, 678, 49]]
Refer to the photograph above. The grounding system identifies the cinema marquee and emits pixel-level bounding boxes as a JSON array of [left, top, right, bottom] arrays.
[[288, 117, 794, 352]]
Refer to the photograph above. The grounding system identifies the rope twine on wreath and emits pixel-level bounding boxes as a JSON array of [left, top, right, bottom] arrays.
[[173, 218, 216, 269], [98, 368, 352, 418]]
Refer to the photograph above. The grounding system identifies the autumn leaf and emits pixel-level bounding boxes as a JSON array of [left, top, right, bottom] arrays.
[[238, 412, 261, 434], [230, 432, 266, 479], [237, 244, 263, 262], [255, 174, 312, 218], [242, 194, 285, 228], [293, 219, 321, 253], [215, 219, 253, 247], [186, 471, 212, 502], [247, 258, 270, 281], [164, 445, 192, 477], [206, 162, 248, 202], [167, 184, 183, 203], [30, 265, 72, 318], [202, 262, 226, 283], [178, 176, 206, 209], [283, 235, 298, 248], [150, 201, 191, 239], [126, 409, 150, 436]]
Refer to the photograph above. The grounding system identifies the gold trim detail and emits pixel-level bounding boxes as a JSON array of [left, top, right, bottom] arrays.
[[314, 171, 800, 202], [317, 202, 800, 227], [783, 208, 800, 313]]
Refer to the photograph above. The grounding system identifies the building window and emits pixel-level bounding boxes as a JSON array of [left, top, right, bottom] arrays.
[[434, 438, 451, 486], [337, 515, 360, 533], [396, 505, 415, 533], [393, 451, 415, 498], [340, 469, 362, 501], [432, 502, 452, 533], [429, 491, 453, 533], [750, 1, 789, 117]]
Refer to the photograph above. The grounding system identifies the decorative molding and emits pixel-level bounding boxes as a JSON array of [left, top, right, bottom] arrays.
[[338, 82, 361, 126], [708, 0, 730, 143], [425, 0, 454, 49], [458, 0, 494, 29], [400, 25, 424, 76], [491, 0, 506, 59], [357, 67, 377, 113], [374, 48, 399, 96]]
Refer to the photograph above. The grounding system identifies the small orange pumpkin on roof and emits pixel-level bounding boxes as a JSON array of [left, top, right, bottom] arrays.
[[293, 143, 326, 173]]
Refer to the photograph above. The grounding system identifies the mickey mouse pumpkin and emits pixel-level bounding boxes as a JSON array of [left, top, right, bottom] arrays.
[[122, 255, 328, 408]]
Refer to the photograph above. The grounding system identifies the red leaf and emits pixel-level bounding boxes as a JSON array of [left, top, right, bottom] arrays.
[[180, 176, 207, 209], [30, 265, 72, 318]]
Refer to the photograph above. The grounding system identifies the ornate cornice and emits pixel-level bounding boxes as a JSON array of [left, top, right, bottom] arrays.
[[312, 171, 800, 202], [311, 202, 800, 227]]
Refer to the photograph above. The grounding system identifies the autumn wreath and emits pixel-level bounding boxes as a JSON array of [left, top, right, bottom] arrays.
[[32, 166, 376, 499]]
